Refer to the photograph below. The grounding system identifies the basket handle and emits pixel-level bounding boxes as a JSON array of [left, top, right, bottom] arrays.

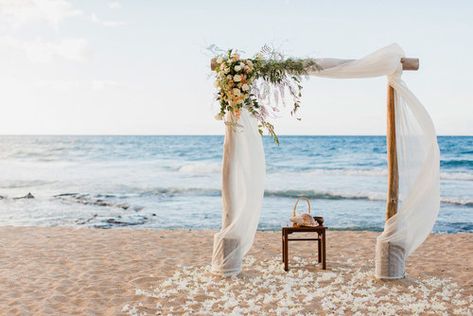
[[292, 197, 312, 217]]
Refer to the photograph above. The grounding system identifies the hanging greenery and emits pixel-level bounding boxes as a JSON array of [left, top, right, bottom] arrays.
[[211, 46, 320, 144]]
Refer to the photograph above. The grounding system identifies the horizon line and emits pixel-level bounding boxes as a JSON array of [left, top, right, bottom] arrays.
[[0, 134, 471, 137]]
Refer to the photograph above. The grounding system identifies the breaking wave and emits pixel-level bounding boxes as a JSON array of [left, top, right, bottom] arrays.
[[142, 187, 473, 207]]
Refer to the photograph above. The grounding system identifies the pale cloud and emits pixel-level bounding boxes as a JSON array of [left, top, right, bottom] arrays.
[[90, 12, 125, 27], [0, 36, 90, 63], [35, 79, 81, 91], [92, 80, 123, 91], [107, 1, 122, 10], [34, 79, 125, 92], [0, 0, 82, 27]]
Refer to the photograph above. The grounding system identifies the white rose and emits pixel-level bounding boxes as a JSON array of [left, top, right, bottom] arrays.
[[234, 65, 241, 72], [224, 67, 230, 74], [247, 60, 253, 67], [227, 75, 232, 80], [241, 83, 250, 91], [216, 57, 223, 64], [233, 74, 241, 82], [233, 88, 241, 96]]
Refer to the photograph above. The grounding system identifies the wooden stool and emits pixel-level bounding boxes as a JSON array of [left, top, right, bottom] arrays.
[[282, 226, 327, 271]]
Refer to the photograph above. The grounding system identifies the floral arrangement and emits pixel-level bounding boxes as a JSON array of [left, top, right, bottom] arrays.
[[212, 46, 320, 144]]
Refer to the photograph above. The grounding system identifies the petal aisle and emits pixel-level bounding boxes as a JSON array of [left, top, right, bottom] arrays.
[[124, 255, 473, 315]]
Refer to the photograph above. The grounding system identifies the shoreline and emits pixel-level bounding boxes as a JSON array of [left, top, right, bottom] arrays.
[[1, 226, 472, 314], [2, 224, 473, 234]]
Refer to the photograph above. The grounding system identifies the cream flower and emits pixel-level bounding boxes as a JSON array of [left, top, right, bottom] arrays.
[[242, 83, 250, 91], [234, 65, 242, 72], [214, 113, 224, 120], [216, 56, 223, 64], [233, 88, 241, 96], [233, 74, 242, 82]]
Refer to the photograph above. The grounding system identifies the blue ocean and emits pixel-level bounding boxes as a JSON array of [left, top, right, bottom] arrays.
[[0, 136, 471, 232]]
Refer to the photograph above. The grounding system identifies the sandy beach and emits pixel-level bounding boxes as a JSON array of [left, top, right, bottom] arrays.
[[0, 227, 471, 315]]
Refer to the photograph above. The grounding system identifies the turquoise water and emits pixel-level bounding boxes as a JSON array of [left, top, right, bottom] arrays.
[[0, 136, 471, 232]]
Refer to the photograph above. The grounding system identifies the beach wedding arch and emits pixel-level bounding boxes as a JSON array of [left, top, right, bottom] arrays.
[[209, 44, 440, 280]]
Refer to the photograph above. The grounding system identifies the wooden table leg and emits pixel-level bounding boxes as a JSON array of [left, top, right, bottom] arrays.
[[317, 236, 321, 263], [282, 232, 285, 263], [284, 232, 289, 271], [322, 230, 326, 270]]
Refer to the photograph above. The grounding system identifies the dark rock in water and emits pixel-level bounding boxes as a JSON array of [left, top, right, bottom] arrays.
[[55, 193, 134, 211], [105, 218, 123, 224], [105, 217, 146, 226], [116, 203, 130, 210], [75, 214, 98, 225], [94, 215, 148, 229], [152, 213, 156, 216], [0, 195, 5, 200], [94, 199, 110, 207], [96, 194, 117, 198], [54, 193, 79, 197], [94, 224, 112, 229], [14, 192, 35, 200]]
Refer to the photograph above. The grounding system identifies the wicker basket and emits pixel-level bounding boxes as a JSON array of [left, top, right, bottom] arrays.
[[290, 197, 318, 227]]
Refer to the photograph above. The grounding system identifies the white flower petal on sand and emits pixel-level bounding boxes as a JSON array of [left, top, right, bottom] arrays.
[[126, 256, 473, 315]]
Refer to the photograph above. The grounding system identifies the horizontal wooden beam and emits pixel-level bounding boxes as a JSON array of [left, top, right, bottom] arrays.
[[210, 57, 419, 71], [400, 58, 419, 71]]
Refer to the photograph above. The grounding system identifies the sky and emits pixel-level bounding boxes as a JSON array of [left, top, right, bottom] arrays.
[[0, 0, 472, 135]]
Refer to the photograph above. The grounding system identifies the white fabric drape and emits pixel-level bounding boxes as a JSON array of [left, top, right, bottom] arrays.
[[211, 110, 265, 276], [375, 76, 440, 278], [312, 44, 440, 279], [212, 43, 440, 278]]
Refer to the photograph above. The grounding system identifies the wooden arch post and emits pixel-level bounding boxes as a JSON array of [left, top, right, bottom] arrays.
[[386, 57, 419, 220], [386, 85, 398, 220]]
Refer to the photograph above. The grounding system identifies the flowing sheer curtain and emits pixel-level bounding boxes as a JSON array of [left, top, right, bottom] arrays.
[[313, 44, 439, 278], [211, 110, 265, 276], [375, 76, 440, 278], [212, 43, 440, 278]]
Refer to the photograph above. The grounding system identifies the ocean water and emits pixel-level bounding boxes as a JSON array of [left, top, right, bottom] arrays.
[[0, 136, 471, 232]]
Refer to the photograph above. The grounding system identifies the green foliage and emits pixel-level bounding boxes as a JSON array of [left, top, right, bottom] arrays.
[[212, 46, 320, 144]]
